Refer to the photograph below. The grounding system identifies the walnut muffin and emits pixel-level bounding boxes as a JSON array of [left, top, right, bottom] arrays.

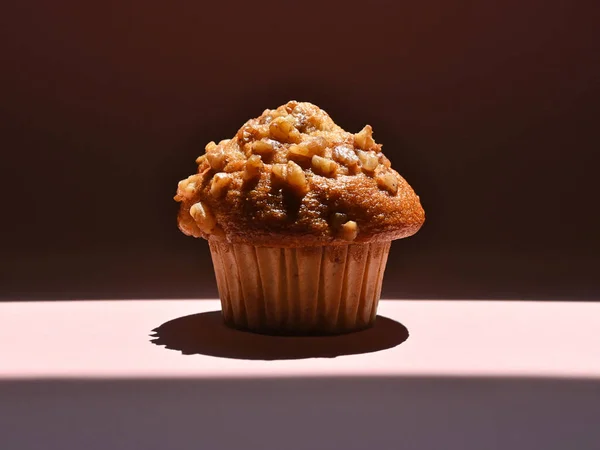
[[175, 101, 424, 334]]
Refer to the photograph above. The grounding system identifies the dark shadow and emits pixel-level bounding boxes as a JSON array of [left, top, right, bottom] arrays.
[[3, 377, 600, 450], [150, 311, 409, 360]]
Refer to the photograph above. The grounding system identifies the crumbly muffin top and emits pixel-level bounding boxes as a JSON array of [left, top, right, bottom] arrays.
[[174, 101, 424, 247]]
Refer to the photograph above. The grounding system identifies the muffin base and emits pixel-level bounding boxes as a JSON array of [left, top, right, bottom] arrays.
[[208, 240, 391, 335]]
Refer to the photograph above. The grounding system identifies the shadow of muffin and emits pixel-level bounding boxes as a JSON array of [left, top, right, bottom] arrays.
[[150, 311, 409, 360]]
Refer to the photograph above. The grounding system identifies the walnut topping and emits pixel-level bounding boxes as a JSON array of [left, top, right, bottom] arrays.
[[339, 220, 358, 241], [304, 115, 323, 131], [305, 137, 327, 153], [244, 154, 263, 181], [269, 116, 301, 143], [210, 172, 232, 197], [271, 163, 287, 184], [189, 201, 223, 236], [272, 105, 290, 118], [330, 212, 349, 230], [271, 161, 308, 195], [311, 155, 338, 177], [174, 101, 424, 244], [288, 137, 326, 165], [205, 141, 218, 152], [206, 147, 227, 171], [184, 181, 197, 196], [357, 150, 379, 173], [330, 213, 358, 240], [223, 160, 245, 173], [287, 144, 312, 164], [286, 160, 308, 194], [251, 140, 275, 157], [354, 125, 378, 151], [284, 101, 298, 113], [332, 145, 360, 170], [176, 175, 199, 200], [238, 124, 268, 144], [376, 170, 399, 195]]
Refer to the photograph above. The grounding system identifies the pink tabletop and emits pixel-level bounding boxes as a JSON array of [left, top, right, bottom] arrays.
[[1, 299, 599, 379], [2, 300, 600, 450]]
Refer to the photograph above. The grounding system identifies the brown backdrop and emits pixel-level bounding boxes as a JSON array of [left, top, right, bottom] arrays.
[[1, 0, 598, 300]]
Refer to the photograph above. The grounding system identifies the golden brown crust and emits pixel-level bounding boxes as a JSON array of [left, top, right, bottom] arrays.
[[174, 101, 425, 247]]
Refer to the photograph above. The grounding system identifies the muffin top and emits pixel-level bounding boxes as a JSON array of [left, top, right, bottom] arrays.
[[174, 101, 424, 247]]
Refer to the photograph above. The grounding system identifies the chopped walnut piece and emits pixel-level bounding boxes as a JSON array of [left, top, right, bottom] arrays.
[[286, 160, 308, 195], [357, 150, 379, 173], [287, 144, 312, 163], [195, 154, 206, 165], [288, 138, 326, 165], [332, 145, 360, 170], [206, 148, 227, 171], [244, 154, 263, 181], [354, 125, 377, 151], [271, 162, 308, 195], [284, 101, 298, 113], [210, 172, 232, 197], [305, 136, 327, 153], [311, 155, 338, 177], [339, 220, 358, 241], [330, 212, 349, 230], [238, 124, 268, 144], [376, 170, 399, 195], [331, 213, 358, 240], [269, 116, 301, 143], [273, 105, 289, 117], [176, 175, 198, 200], [205, 141, 218, 152], [305, 114, 324, 131], [189, 201, 223, 236], [251, 140, 275, 157], [271, 163, 287, 184], [223, 160, 245, 173]]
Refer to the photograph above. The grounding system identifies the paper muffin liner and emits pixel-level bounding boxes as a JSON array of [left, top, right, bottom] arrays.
[[208, 240, 391, 335]]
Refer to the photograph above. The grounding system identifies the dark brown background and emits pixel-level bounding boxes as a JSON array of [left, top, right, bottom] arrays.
[[1, 0, 598, 300]]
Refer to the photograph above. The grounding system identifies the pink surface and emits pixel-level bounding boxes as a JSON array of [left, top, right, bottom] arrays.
[[1, 299, 599, 379]]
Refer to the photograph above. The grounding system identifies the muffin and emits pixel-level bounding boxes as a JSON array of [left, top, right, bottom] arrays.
[[174, 101, 424, 334]]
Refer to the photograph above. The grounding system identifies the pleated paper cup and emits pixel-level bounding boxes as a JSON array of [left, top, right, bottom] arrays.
[[208, 240, 391, 335]]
